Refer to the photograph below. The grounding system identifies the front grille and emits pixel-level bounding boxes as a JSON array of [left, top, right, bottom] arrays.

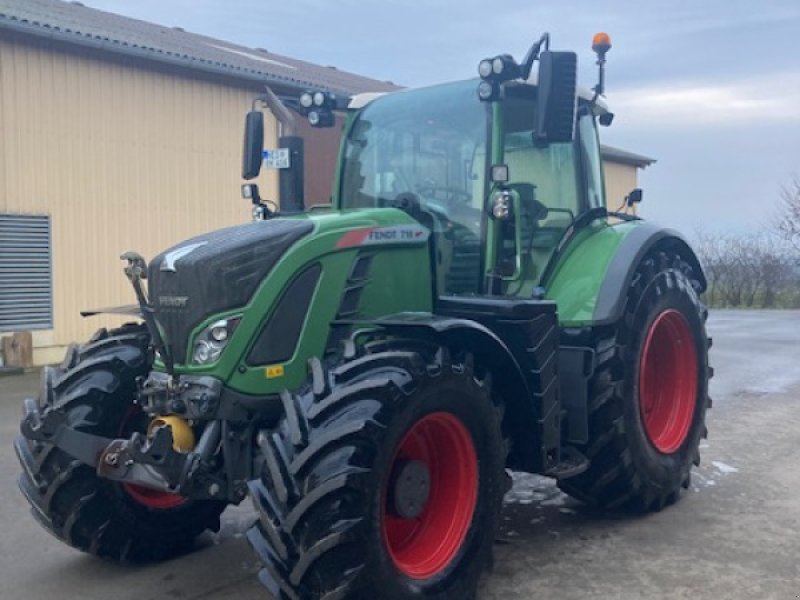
[[147, 218, 313, 363]]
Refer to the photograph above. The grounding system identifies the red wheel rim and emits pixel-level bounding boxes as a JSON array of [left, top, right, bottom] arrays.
[[123, 483, 187, 509], [382, 412, 478, 580], [119, 408, 188, 510], [639, 309, 698, 454]]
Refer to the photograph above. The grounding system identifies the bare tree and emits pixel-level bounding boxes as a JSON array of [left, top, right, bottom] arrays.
[[693, 229, 794, 308], [693, 230, 728, 307], [776, 177, 800, 253]]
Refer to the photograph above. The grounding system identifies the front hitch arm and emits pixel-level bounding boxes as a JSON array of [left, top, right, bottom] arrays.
[[120, 251, 175, 375], [21, 397, 114, 468], [21, 398, 224, 499]]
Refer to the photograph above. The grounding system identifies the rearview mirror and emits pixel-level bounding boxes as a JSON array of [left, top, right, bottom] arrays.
[[626, 188, 643, 206], [536, 51, 577, 144], [242, 110, 264, 180]]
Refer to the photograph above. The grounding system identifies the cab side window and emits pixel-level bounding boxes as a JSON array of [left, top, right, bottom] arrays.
[[577, 111, 606, 209]]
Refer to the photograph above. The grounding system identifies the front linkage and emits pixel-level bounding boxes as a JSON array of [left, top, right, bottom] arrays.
[[19, 366, 245, 502], [20, 253, 261, 506]]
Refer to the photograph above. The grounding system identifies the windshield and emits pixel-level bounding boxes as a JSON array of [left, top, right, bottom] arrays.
[[340, 80, 487, 218], [339, 80, 488, 294]]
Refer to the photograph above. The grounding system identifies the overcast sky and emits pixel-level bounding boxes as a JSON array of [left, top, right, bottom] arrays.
[[83, 0, 799, 238]]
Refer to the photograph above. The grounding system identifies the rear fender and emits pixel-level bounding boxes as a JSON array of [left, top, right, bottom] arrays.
[[592, 223, 707, 326], [546, 221, 706, 327]]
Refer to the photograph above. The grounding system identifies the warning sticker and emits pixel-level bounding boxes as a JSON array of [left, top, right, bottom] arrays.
[[265, 364, 285, 379], [336, 225, 430, 249]]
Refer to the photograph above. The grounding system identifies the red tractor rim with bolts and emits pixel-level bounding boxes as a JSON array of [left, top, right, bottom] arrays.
[[639, 309, 698, 454], [382, 411, 479, 579]]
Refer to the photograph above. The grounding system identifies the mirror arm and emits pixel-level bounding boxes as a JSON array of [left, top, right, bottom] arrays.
[[520, 32, 550, 80], [261, 86, 297, 137]]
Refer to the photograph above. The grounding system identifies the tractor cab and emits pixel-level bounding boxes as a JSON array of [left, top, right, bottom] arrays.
[[337, 77, 611, 298]]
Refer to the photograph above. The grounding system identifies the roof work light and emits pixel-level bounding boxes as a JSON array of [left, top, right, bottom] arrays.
[[475, 33, 551, 102], [298, 90, 337, 128], [477, 53, 521, 83]]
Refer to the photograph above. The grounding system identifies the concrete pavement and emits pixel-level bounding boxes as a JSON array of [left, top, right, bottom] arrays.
[[1, 310, 798, 599]]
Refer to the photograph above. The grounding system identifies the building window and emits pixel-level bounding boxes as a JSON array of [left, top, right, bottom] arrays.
[[0, 214, 53, 332]]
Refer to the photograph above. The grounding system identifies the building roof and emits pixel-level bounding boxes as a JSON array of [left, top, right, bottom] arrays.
[[600, 144, 656, 168], [0, 0, 400, 95]]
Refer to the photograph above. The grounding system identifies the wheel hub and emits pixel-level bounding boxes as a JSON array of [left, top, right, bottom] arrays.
[[382, 412, 478, 580], [389, 460, 431, 519]]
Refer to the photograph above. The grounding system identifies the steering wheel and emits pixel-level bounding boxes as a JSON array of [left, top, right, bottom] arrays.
[[415, 185, 473, 206]]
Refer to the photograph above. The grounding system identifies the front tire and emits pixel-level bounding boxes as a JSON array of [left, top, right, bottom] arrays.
[[247, 348, 506, 599], [558, 251, 711, 511], [14, 324, 226, 561]]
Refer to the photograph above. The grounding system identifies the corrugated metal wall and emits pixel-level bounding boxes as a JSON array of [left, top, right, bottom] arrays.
[[0, 36, 279, 363]]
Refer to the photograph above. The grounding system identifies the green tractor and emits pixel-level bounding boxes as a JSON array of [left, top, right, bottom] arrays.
[[16, 33, 710, 599]]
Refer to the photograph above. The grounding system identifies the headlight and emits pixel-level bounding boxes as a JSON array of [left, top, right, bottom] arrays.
[[192, 317, 241, 365]]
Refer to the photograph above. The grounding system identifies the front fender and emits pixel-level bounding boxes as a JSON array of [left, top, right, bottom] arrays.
[[367, 309, 553, 473]]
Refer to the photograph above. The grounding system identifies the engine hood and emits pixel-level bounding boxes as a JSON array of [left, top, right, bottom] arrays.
[[147, 218, 314, 364]]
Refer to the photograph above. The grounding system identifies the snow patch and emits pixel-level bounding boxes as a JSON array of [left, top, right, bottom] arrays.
[[504, 472, 550, 505], [540, 494, 568, 507], [712, 461, 739, 474]]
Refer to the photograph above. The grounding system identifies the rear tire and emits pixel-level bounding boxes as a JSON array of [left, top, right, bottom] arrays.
[[247, 347, 506, 600], [558, 251, 711, 511], [14, 324, 226, 562]]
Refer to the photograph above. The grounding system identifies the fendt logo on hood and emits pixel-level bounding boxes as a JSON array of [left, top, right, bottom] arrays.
[[161, 241, 208, 272], [336, 225, 430, 249], [158, 296, 189, 308]]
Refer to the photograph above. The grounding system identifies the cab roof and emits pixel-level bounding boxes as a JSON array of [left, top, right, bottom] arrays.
[[349, 77, 610, 115]]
